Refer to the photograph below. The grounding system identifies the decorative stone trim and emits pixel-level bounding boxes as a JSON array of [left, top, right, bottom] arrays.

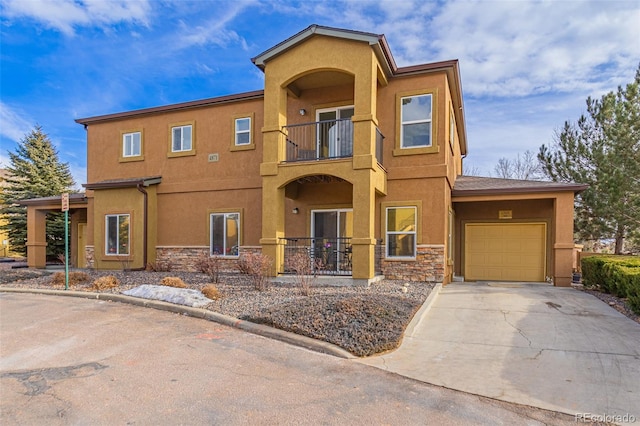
[[381, 245, 445, 282], [154, 246, 262, 273], [85, 246, 95, 269]]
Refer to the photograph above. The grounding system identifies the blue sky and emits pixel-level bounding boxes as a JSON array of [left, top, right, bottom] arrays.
[[1, 0, 638, 188]]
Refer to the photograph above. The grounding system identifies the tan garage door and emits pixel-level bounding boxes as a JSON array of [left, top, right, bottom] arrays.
[[464, 223, 546, 282]]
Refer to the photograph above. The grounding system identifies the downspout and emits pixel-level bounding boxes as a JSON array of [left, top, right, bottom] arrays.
[[136, 183, 148, 270]]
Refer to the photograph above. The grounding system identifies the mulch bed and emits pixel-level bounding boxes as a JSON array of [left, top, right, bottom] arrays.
[[0, 266, 433, 356]]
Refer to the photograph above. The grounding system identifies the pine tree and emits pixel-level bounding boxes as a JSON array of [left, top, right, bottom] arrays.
[[538, 65, 640, 254], [0, 125, 75, 257]]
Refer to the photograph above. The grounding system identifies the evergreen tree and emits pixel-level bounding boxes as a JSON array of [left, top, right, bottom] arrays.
[[538, 65, 640, 254], [0, 125, 75, 257]]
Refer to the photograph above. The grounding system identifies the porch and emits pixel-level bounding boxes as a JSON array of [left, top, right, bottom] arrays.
[[280, 237, 384, 277]]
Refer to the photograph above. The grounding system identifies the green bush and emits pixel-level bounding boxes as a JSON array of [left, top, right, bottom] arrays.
[[581, 255, 640, 314]]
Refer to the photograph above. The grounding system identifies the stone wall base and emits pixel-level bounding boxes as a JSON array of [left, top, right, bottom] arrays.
[[381, 245, 445, 282], [85, 246, 95, 269], [155, 246, 262, 273]]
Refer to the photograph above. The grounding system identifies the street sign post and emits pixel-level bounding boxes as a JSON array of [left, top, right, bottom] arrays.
[[62, 193, 69, 290]]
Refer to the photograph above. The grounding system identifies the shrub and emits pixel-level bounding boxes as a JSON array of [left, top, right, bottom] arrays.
[[160, 277, 187, 288], [581, 255, 640, 314], [237, 252, 272, 291], [287, 249, 315, 296], [49, 271, 90, 287], [201, 284, 222, 300], [92, 275, 120, 290], [195, 253, 221, 283]]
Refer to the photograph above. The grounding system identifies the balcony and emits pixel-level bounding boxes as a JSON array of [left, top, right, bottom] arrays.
[[284, 119, 384, 164]]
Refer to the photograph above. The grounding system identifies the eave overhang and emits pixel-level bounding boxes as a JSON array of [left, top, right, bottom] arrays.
[[83, 176, 162, 190]]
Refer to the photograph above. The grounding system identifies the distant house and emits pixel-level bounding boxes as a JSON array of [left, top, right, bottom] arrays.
[[21, 25, 587, 285]]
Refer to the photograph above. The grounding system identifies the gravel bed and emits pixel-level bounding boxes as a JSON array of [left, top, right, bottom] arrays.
[[581, 287, 640, 323], [0, 267, 433, 356]]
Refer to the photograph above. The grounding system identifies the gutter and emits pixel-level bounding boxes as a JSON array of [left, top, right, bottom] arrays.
[[136, 183, 149, 270]]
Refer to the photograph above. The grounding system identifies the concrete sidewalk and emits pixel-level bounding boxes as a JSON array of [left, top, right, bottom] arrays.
[[359, 282, 640, 423]]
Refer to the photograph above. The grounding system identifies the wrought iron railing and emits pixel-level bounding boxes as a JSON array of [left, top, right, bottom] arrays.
[[284, 119, 385, 164], [284, 119, 353, 162], [375, 128, 385, 166], [281, 237, 352, 276]]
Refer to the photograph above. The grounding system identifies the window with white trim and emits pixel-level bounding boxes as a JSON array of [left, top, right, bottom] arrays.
[[105, 214, 129, 255], [401, 94, 432, 148], [386, 206, 417, 258], [172, 125, 192, 152], [210, 212, 240, 256], [235, 117, 251, 146], [123, 132, 141, 157]]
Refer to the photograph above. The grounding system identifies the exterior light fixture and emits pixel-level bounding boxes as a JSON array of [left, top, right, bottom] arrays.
[[299, 109, 306, 116], [292, 207, 299, 214]]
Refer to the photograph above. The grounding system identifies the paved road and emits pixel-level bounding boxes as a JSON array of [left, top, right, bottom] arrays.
[[0, 292, 576, 425]]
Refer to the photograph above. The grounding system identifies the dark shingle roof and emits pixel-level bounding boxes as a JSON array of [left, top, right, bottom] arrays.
[[452, 175, 588, 196]]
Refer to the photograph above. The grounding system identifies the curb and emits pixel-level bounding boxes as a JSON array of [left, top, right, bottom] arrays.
[[404, 282, 442, 338], [0, 287, 356, 359]]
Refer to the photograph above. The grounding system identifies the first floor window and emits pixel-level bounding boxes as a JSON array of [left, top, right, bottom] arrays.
[[401, 94, 432, 148], [235, 117, 251, 146], [123, 132, 141, 157], [386, 206, 417, 258], [172, 125, 192, 152], [210, 212, 239, 256], [106, 214, 129, 255]]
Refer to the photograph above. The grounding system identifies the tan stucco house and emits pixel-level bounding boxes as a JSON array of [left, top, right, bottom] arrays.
[[21, 25, 587, 286]]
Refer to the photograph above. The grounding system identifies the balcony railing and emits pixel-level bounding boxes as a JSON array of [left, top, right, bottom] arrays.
[[281, 237, 352, 276], [280, 237, 385, 277], [284, 119, 385, 165]]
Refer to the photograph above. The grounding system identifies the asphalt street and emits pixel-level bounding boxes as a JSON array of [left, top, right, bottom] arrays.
[[0, 292, 576, 425]]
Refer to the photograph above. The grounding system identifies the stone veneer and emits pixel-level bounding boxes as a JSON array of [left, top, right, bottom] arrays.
[[381, 245, 445, 282], [85, 245, 95, 269], [155, 246, 262, 272]]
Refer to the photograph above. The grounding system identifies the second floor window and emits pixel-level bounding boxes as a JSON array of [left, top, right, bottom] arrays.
[[123, 132, 141, 157], [172, 125, 192, 152], [235, 117, 251, 146], [401, 94, 432, 148]]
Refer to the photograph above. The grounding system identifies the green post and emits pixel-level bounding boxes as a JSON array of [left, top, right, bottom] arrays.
[[62, 193, 70, 290], [65, 209, 69, 290]]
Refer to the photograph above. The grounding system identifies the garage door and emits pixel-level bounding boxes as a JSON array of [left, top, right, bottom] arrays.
[[464, 223, 546, 282]]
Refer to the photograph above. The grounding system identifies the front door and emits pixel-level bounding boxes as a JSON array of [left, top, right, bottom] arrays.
[[77, 223, 87, 268], [316, 106, 354, 159], [311, 209, 353, 273]]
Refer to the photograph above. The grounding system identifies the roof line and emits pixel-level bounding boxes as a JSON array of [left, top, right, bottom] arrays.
[[453, 184, 589, 197], [83, 176, 162, 190], [75, 90, 264, 125]]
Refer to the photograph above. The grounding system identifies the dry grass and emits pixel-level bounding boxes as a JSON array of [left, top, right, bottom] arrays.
[[160, 276, 187, 288], [92, 275, 120, 290], [49, 271, 90, 287], [201, 284, 222, 300]]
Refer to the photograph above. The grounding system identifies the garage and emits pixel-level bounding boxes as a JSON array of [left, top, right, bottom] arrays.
[[464, 223, 546, 282]]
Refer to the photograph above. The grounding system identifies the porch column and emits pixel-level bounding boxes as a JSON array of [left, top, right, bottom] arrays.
[[553, 192, 575, 287], [351, 171, 377, 281], [260, 179, 285, 276], [26, 207, 47, 268]]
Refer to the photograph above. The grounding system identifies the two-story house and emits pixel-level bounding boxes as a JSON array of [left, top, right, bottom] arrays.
[[21, 25, 586, 286]]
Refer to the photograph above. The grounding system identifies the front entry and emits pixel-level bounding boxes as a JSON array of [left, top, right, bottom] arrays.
[[77, 223, 87, 268], [311, 209, 353, 273]]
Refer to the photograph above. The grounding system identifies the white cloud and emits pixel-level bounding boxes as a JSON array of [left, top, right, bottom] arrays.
[[0, 0, 151, 35], [175, 1, 254, 49], [0, 102, 33, 142]]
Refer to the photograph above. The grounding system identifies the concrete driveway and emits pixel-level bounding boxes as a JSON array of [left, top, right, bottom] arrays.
[[359, 282, 640, 423]]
